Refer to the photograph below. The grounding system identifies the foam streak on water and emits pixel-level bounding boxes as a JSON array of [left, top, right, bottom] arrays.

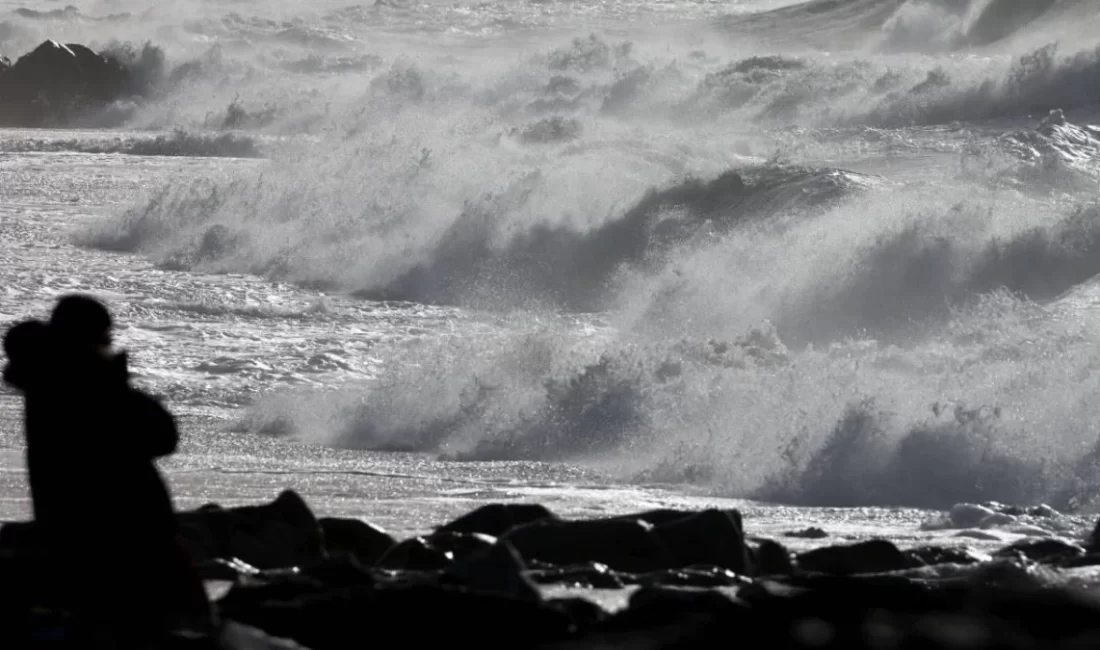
[[0, 0, 1100, 566]]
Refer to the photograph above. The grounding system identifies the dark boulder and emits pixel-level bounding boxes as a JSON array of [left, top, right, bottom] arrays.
[[497, 509, 753, 575], [993, 538, 1086, 565], [375, 536, 452, 571], [444, 539, 540, 601], [650, 509, 753, 575], [753, 539, 795, 576], [609, 508, 711, 526], [19, 495, 1100, 649], [427, 530, 498, 561], [436, 503, 558, 537], [796, 539, 916, 576], [218, 581, 576, 650], [63, 43, 128, 100], [317, 517, 394, 566], [502, 518, 670, 573], [3, 490, 324, 572], [0, 40, 136, 127], [289, 555, 377, 589], [176, 490, 325, 570], [784, 527, 828, 539]]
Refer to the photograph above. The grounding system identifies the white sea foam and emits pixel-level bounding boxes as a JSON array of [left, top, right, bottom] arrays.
[[0, 0, 1097, 545]]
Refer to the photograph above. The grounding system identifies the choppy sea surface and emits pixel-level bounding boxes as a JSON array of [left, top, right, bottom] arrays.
[[2, 0, 1100, 586]]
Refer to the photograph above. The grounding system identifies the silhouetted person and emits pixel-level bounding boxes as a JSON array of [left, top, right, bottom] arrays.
[[3, 295, 211, 645]]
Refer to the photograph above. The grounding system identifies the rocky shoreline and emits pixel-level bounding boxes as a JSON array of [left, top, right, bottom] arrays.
[[4, 490, 1100, 648]]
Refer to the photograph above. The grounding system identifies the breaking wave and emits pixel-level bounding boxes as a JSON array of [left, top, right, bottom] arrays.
[[729, 0, 1093, 52], [236, 284, 1100, 512], [81, 162, 873, 311], [3, 3, 1095, 135], [62, 0, 1100, 513]]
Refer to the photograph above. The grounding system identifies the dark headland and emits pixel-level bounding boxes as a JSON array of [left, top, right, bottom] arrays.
[[0, 39, 160, 128], [5, 490, 1100, 648]]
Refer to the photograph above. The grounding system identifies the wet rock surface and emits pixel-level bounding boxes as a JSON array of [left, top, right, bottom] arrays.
[[6, 492, 1100, 648]]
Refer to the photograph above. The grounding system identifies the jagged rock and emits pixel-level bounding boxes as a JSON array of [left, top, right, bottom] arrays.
[[13, 497, 1100, 649], [0, 491, 324, 573], [375, 536, 451, 571], [650, 509, 753, 575], [317, 517, 394, 566], [443, 539, 539, 601], [372, 531, 501, 571], [502, 518, 669, 574], [498, 508, 753, 576], [0, 40, 138, 127], [436, 503, 558, 537], [609, 508, 709, 526], [427, 531, 498, 561], [796, 539, 916, 576], [176, 490, 325, 570], [784, 527, 828, 539], [753, 539, 795, 575]]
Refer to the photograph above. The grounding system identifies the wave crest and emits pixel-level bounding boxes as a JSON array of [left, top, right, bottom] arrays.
[[757, 399, 1053, 509], [235, 286, 1100, 512], [81, 161, 872, 311]]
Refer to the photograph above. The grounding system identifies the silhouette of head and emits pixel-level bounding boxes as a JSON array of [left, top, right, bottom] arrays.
[[48, 294, 113, 348], [3, 319, 49, 391], [4, 319, 48, 361]]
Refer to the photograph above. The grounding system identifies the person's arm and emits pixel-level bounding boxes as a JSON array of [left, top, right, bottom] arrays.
[[105, 351, 180, 458], [125, 389, 180, 458]]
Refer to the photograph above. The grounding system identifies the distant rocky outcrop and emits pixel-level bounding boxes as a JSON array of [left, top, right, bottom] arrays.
[[0, 40, 148, 127]]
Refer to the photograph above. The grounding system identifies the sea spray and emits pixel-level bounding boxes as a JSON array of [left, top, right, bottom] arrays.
[[65, 2, 1100, 515]]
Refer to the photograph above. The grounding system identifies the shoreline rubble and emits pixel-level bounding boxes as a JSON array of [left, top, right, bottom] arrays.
[[5, 490, 1100, 648]]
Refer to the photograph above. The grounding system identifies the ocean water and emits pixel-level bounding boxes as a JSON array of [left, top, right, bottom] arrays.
[[1, 0, 1100, 572]]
